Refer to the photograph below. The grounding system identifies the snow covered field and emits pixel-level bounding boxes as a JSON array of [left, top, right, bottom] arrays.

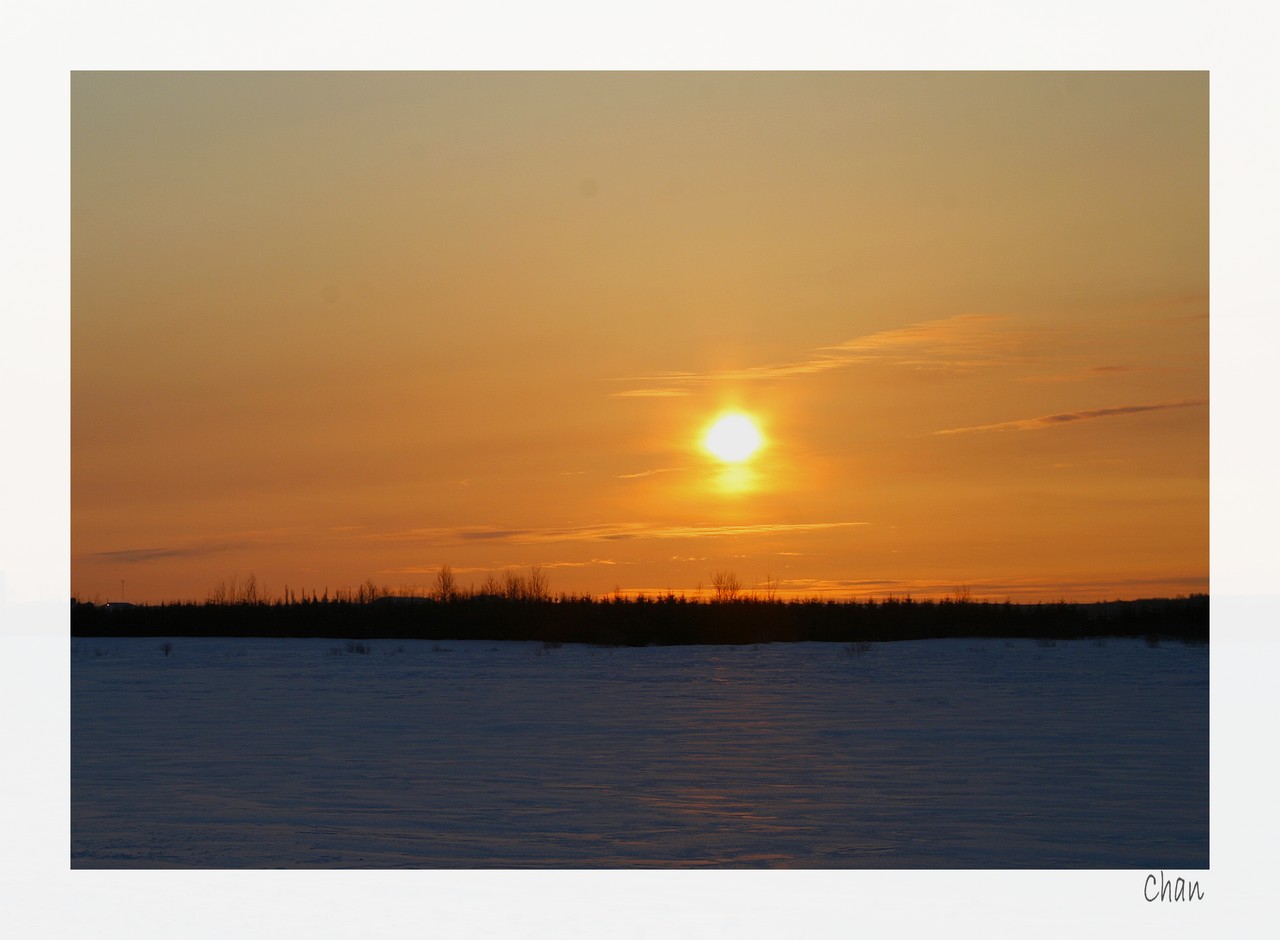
[[71, 636, 1208, 868]]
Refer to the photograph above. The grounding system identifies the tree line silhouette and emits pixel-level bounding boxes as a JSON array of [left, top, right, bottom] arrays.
[[72, 567, 1209, 646]]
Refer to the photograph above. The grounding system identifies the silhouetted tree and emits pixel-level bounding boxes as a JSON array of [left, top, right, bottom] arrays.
[[240, 573, 265, 605], [356, 579, 386, 604], [526, 566, 550, 602], [434, 564, 458, 602], [208, 573, 267, 605], [711, 570, 741, 602], [761, 574, 779, 603]]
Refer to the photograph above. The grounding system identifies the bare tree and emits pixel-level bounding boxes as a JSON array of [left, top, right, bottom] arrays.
[[711, 570, 741, 603], [355, 579, 387, 604], [207, 573, 266, 605], [434, 564, 458, 602], [761, 574, 779, 603], [241, 573, 264, 605], [208, 575, 238, 605], [484, 567, 553, 601], [525, 565, 550, 602]]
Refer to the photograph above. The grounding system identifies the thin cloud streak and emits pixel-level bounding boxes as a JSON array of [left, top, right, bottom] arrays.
[[820, 314, 1021, 365], [388, 560, 618, 576], [611, 388, 691, 398], [90, 547, 219, 564], [367, 521, 868, 546], [611, 314, 1021, 395], [85, 526, 350, 565], [933, 399, 1208, 436], [616, 467, 688, 479], [88, 542, 249, 563], [1019, 364, 1139, 384], [536, 558, 620, 569]]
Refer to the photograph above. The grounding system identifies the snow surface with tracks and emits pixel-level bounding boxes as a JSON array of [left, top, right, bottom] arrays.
[[71, 636, 1208, 868]]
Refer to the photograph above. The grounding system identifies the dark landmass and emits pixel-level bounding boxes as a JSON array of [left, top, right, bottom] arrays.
[[71, 593, 1209, 646]]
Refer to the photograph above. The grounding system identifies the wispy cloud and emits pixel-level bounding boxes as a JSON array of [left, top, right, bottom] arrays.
[[818, 314, 1022, 369], [781, 578, 910, 590], [612, 388, 692, 398], [388, 560, 618, 576], [368, 521, 867, 546], [88, 542, 248, 563], [616, 466, 687, 479], [1090, 365, 1135, 375], [933, 399, 1207, 436], [456, 529, 529, 541], [89, 547, 218, 563], [533, 558, 619, 569], [611, 314, 1021, 396], [84, 526, 338, 564], [1020, 364, 1138, 384]]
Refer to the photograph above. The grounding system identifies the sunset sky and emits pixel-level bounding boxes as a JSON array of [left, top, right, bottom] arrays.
[[71, 71, 1208, 604]]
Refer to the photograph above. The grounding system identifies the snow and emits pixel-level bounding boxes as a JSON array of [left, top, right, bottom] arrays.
[[71, 636, 1207, 869]]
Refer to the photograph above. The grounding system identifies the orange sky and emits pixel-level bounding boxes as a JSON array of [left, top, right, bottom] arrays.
[[71, 71, 1207, 604]]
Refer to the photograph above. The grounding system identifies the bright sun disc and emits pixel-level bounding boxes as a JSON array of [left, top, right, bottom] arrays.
[[704, 413, 764, 463]]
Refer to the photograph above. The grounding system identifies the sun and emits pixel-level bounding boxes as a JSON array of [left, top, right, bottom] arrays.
[[703, 413, 764, 463]]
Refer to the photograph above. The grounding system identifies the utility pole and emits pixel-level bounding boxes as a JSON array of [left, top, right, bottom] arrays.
[[120, 579, 125, 603]]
